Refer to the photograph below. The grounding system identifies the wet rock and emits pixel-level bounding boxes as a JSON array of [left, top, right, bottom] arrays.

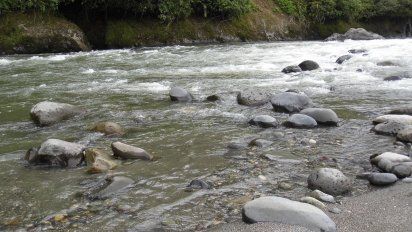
[[389, 106, 412, 115], [300, 197, 326, 209], [270, 92, 313, 113], [348, 49, 367, 54], [227, 142, 248, 150], [278, 182, 294, 191], [111, 142, 153, 160], [384, 76, 402, 81], [325, 28, 384, 41], [91, 176, 135, 200], [336, 55, 352, 64], [310, 190, 335, 203], [377, 159, 396, 172], [372, 121, 406, 135], [242, 196, 336, 232], [373, 115, 412, 125], [284, 114, 317, 128], [298, 60, 320, 71], [237, 90, 272, 106], [300, 108, 339, 126], [206, 95, 221, 102], [186, 179, 211, 191], [25, 139, 85, 168], [397, 127, 412, 142], [249, 139, 273, 148], [169, 87, 193, 102], [329, 207, 342, 214], [402, 177, 412, 183], [282, 65, 302, 74], [30, 101, 84, 126], [371, 152, 411, 165], [249, 115, 278, 128], [91, 122, 125, 136], [367, 173, 398, 186], [377, 61, 397, 66], [390, 164, 412, 178], [307, 168, 352, 196], [84, 148, 118, 174]]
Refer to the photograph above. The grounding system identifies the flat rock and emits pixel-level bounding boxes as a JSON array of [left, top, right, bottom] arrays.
[[389, 106, 412, 115], [242, 196, 336, 232], [373, 115, 412, 125], [91, 122, 125, 136], [307, 168, 352, 196], [310, 190, 335, 203], [298, 60, 320, 71], [30, 101, 84, 126], [390, 164, 412, 178], [372, 121, 406, 135], [249, 115, 278, 128], [282, 65, 302, 74], [270, 92, 313, 113], [336, 55, 352, 64], [284, 114, 317, 128], [169, 87, 192, 102], [237, 90, 272, 106], [367, 173, 398, 186], [300, 108, 339, 126], [111, 142, 153, 160], [84, 148, 118, 173], [397, 127, 412, 142]]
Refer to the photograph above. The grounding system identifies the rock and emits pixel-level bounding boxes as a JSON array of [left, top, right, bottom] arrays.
[[249, 115, 278, 128], [307, 168, 352, 195], [284, 114, 317, 128], [329, 207, 342, 214], [298, 60, 320, 71], [30, 101, 84, 126], [300, 108, 339, 126], [278, 182, 293, 190], [372, 121, 406, 135], [336, 55, 352, 64], [111, 142, 153, 160], [325, 28, 384, 41], [258, 175, 268, 182], [206, 95, 221, 102], [249, 139, 273, 148], [25, 139, 85, 168], [397, 127, 412, 142], [384, 76, 402, 81], [309, 139, 317, 145], [282, 65, 302, 74], [227, 142, 248, 150], [377, 159, 396, 172], [169, 87, 193, 102], [84, 148, 118, 174], [300, 197, 326, 209], [371, 152, 411, 165], [91, 122, 125, 136], [377, 61, 397, 66], [186, 179, 211, 190], [367, 173, 398, 186], [237, 90, 272, 106], [390, 164, 412, 178], [270, 92, 313, 113], [310, 190, 335, 203], [373, 115, 412, 125], [402, 177, 412, 183], [91, 176, 135, 200], [242, 196, 336, 232], [389, 106, 412, 115], [348, 49, 367, 54]]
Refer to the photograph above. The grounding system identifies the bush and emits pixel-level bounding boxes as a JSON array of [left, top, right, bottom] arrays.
[[273, 0, 306, 19]]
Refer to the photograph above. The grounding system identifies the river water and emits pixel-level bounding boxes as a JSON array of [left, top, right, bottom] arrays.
[[0, 39, 411, 231]]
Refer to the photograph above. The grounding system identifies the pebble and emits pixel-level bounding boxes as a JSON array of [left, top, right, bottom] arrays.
[[310, 190, 336, 203], [329, 207, 342, 214], [258, 175, 268, 182], [300, 196, 326, 209]]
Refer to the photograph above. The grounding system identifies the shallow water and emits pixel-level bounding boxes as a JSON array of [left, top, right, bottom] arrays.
[[0, 39, 412, 231]]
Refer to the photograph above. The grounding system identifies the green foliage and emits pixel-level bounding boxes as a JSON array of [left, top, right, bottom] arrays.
[[273, 0, 306, 19], [0, 0, 60, 14]]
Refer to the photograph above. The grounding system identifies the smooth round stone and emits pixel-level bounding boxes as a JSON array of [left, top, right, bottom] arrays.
[[298, 60, 320, 71], [336, 55, 352, 64], [249, 115, 278, 128], [282, 65, 302, 73], [367, 173, 398, 186], [377, 158, 396, 172], [397, 127, 412, 143], [270, 92, 313, 113], [237, 90, 272, 106], [300, 108, 339, 126], [402, 177, 412, 183], [91, 122, 125, 136], [371, 152, 411, 164], [373, 115, 412, 125], [169, 87, 192, 102], [307, 168, 352, 195], [30, 101, 84, 126], [111, 142, 153, 160], [310, 190, 335, 203], [372, 121, 406, 135], [300, 197, 326, 209], [284, 114, 317, 128], [242, 196, 336, 232], [391, 164, 412, 178]]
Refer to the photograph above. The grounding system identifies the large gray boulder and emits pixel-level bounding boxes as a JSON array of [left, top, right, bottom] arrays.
[[371, 152, 411, 165], [249, 115, 278, 128], [298, 60, 320, 71], [391, 164, 412, 178], [270, 92, 313, 113], [111, 142, 153, 160], [397, 126, 412, 143], [307, 168, 352, 195], [237, 90, 272, 106], [242, 196, 336, 232], [372, 121, 406, 135], [325, 28, 384, 41], [284, 114, 317, 128], [25, 139, 86, 168], [300, 108, 339, 126], [372, 115, 412, 125], [367, 173, 398, 186], [30, 101, 84, 126], [169, 87, 193, 102]]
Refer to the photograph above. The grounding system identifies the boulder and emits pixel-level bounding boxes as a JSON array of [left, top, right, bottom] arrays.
[[249, 115, 278, 128], [336, 55, 352, 64], [206, 95, 221, 102], [30, 101, 84, 126], [397, 127, 412, 142], [310, 190, 335, 203], [270, 92, 313, 113], [284, 114, 317, 128], [84, 148, 118, 174], [111, 142, 153, 160], [169, 87, 193, 102], [298, 60, 320, 71], [282, 65, 302, 74], [348, 49, 367, 54], [372, 121, 406, 135], [373, 115, 412, 125], [91, 122, 125, 136], [325, 28, 384, 41], [389, 106, 412, 115], [307, 168, 352, 195], [25, 139, 85, 168], [384, 76, 403, 81], [242, 196, 336, 232], [371, 152, 411, 165], [300, 108, 339, 126], [377, 159, 396, 172], [391, 164, 412, 178], [367, 173, 398, 186], [91, 176, 135, 200], [237, 90, 272, 106]]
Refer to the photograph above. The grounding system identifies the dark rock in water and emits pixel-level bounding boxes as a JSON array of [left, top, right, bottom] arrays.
[[372, 121, 406, 135], [249, 139, 273, 148], [348, 49, 368, 54], [186, 179, 211, 191], [285, 89, 302, 93], [270, 92, 313, 113], [242, 196, 336, 232], [391, 164, 412, 178], [377, 61, 397, 66], [356, 69, 363, 72], [237, 90, 272, 106], [25, 139, 86, 168], [389, 107, 412, 115], [307, 168, 352, 195], [169, 87, 193, 102], [91, 176, 135, 200], [298, 60, 320, 71], [111, 142, 153, 160], [91, 121, 125, 136], [367, 173, 398, 186], [325, 28, 384, 41], [300, 108, 339, 126], [227, 142, 248, 150], [384, 76, 402, 81], [30, 101, 84, 126], [284, 114, 317, 128], [206, 94, 221, 102], [397, 127, 412, 143], [249, 115, 278, 128], [282, 65, 302, 74], [336, 55, 352, 64]]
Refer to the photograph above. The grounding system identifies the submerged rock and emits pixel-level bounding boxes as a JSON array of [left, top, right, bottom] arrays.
[[307, 168, 352, 195], [298, 60, 320, 71], [389, 106, 412, 115], [284, 114, 317, 128], [300, 108, 339, 126], [325, 28, 384, 41], [372, 121, 406, 135], [30, 101, 84, 126], [25, 139, 85, 168], [373, 114, 412, 125], [237, 90, 272, 106], [336, 55, 352, 64], [91, 122, 125, 136], [91, 176, 135, 200], [169, 87, 193, 102], [186, 179, 211, 191], [282, 65, 302, 74], [348, 49, 367, 54], [242, 196, 336, 232], [206, 94, 221, 102], [249, 139, 273, 148], [85, 148, 118, 174], [249, 115, 278, 128], [384, 76, 403, 81], [111, 142, 153, 160], [270, 92, 313, 113], [377, 61, 397, 66], [397, 127, 412, 142], [367, 173, 398, 186]]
